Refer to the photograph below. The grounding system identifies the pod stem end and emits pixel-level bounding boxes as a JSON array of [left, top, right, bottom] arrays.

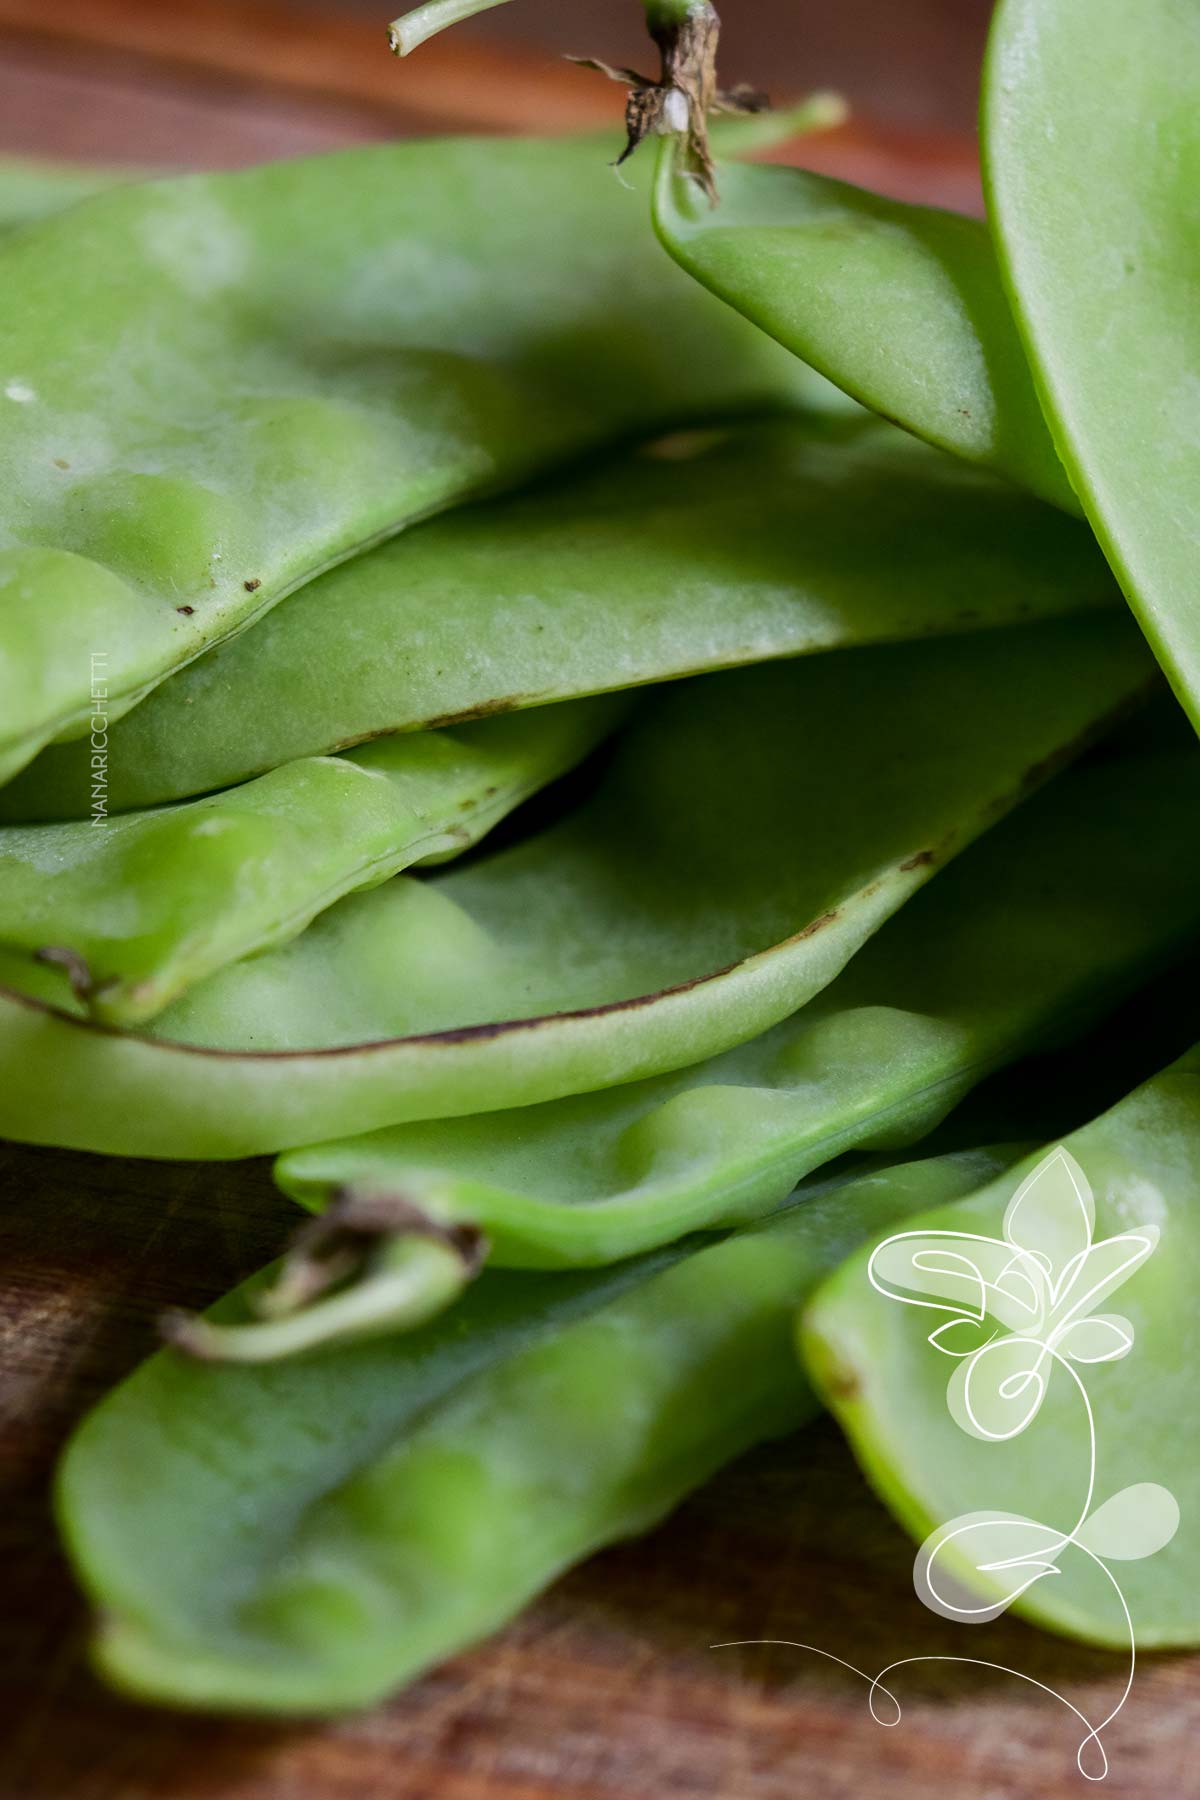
[[161, 1189, 486, 1364]]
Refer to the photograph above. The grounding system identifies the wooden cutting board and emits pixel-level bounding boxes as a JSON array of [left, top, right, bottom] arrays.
[[0, 4, 1193, 1794]]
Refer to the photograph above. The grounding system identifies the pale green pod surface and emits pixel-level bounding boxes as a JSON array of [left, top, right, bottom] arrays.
[[276, 745, 1200, 1276], [984, 0, 1200, 732], [0, 619, 1151, 1159], [0, 696, 623, 1026], [0, 157, 128, 230], [652, 147, 1078, 515], [0, 132, 817, 789], [804, 1046, 1200, 1649], [0, 414, 1118, 819], [58, 1150, 1011, 1714]]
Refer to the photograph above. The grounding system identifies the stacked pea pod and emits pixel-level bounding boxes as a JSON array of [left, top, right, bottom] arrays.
[[2, 0, 1197, 1719]]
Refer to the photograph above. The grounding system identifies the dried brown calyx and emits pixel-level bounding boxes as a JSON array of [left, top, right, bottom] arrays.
[[569, 2, 768, 204]]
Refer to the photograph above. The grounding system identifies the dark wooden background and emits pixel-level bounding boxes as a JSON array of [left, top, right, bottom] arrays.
[[1, 4, 1195, 1795]]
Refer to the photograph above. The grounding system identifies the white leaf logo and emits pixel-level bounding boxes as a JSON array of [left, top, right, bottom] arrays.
[[914, 1510, 1062, 1624], [1075, 1484, 1180, 1562], [861, 1143, 1179, 1782], [868, 1147, 1157, 1441]]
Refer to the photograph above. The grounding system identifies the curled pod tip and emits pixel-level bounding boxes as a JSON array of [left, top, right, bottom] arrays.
[[162, 1195, 486, 1364]]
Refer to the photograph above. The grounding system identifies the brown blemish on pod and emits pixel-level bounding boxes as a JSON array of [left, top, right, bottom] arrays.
[[34, 944, 94, 1002]]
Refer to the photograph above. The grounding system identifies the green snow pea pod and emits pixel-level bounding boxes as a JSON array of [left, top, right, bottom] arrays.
[[0, 695, 622, 1026], [984, 0, 1200, 732], [0, 129, 817, 789], [58, 1149, 1013, 1714], [0, 157, 127, 230], [0, 414, 1118, 820], [804, 1039, 1200, 1652], [269, 743, 1200, 1330], [0, 619, 1147, 1160], [652, 147, 1077, 514]]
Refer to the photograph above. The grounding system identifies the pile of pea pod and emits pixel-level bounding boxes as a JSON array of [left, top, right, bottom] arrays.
[[3, 0, 1199, 1717]]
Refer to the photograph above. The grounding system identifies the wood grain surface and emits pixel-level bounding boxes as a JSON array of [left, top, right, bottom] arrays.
[[0, 4, 1190, 1795]]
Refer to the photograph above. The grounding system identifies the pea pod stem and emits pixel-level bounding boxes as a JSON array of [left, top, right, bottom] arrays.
[[254, 1188, 487, 1317], [644, 0, 706, 28], [388, 0, 708, 60], [162, 1198, 483, 1364], [387, 0, 514, 56], [389, 0, 738, 197]]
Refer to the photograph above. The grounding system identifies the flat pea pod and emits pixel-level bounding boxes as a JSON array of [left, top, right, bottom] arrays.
[[0, 130, 817, 789], [983, 0, 1200, 732], [0, 620, 1150, 1159], [0, 695, 622, 1026], [652, 145, 1078, 514], [273, 743, 1200, 1308], [57, 1149, 1013, 1714], [804, 1041, 1200, 1650], [0, 413, 1118, 820]]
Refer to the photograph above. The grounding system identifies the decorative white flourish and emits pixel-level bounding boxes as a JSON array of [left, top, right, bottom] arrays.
[[868, 1146, 1157, 1445], [714, 1148, 1177, 1781], [872, 1146, 1176, 1778]]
